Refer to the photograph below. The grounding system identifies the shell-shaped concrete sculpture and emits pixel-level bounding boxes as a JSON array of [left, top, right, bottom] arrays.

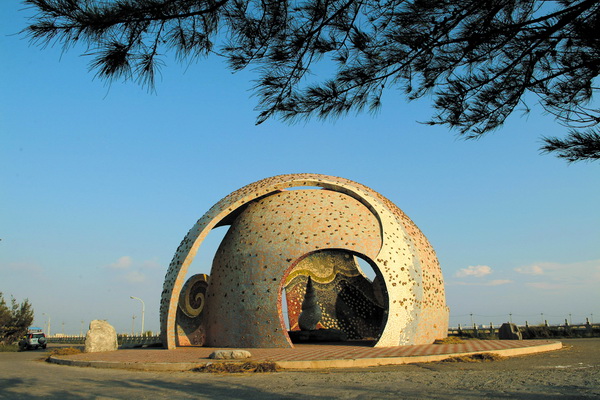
[[160, 174, 449, 349]]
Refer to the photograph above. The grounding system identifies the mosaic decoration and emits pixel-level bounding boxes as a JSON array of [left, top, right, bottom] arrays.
[[160, 174, 449, 349], [284, 250, 385, 340], [297, 276, 322, 331]]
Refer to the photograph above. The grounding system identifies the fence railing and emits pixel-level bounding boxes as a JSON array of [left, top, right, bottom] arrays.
[[48, 334, 161, 347], [47, 321, 600, 346], [448, 321, 599, 338], [119, 335, 161, 347]]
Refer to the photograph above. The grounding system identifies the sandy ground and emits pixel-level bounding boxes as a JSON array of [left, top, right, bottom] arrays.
[[0, 338, 598, 399]]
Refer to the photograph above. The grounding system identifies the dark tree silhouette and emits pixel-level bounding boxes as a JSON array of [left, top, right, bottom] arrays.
[[0, 293, 34, 345], [22, 0, 599, 162]]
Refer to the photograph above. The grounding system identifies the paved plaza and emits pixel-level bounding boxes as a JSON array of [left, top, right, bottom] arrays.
[[50, 339, 561, 370], [1, 339, 599, 399]]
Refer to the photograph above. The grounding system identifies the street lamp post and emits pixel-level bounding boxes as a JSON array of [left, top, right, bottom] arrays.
[[130, 296, 145, 335], [42, 313, 51, 337]]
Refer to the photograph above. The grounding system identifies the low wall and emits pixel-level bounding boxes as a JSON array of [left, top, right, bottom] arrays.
[[48, 335, 161, 347], [449, 323, 599, 339], [47, 322, 599, 347]]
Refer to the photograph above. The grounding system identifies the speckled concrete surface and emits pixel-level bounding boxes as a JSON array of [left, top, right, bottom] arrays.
[[161, 174, 449, 349]]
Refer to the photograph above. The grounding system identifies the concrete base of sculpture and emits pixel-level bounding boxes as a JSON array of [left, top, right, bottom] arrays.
[[288, 329, 349, 343], [84, 320, 118, 353]]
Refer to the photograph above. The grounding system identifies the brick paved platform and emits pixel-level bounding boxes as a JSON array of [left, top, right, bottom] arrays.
[[49, 340, 562, 371]]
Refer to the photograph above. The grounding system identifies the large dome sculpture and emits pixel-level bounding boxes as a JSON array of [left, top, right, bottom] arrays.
[[160, 174, 449, 349]]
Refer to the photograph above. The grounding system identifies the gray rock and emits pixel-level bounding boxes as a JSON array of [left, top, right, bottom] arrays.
[[84, 320, 118, 353], [209, 349, 252, 360], [498, 323, 522, 340]]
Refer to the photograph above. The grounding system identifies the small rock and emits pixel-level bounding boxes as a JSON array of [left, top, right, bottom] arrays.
[[209, 349, 252, 359]]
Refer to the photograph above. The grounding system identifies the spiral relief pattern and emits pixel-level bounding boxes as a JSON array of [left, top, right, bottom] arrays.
[[179, 274, 209, 318]]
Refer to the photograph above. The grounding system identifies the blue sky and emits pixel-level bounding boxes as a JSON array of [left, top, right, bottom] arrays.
[[1, 2, 598, 335]]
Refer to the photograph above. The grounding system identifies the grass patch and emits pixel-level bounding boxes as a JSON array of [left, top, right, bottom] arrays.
[[434, 337, 465, 344], [48, 347, 83, 356], [0, 344, 19, 352], [442, 353, 505, 363], [193, 361, 279, 373]]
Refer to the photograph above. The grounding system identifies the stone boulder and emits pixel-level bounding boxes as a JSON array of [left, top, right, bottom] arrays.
[[498, 323, 522, 340], [209, 349, 252, 360], [84, 320, 118, 353]]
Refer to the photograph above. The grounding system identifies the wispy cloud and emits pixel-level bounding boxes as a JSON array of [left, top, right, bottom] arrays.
[[104, 256, 161, 284], [518, 259, 600, 290], [107, 256, 133, 270], [455, 265, 492, 278], [452, 279, 512, 287], [487, 279, 512, 286], [122, 270, 146, 283], [140, 258, 161, 269], [514, 265, 544, 275], [526, 282, 563, 290], [4, 261, 44, 274]]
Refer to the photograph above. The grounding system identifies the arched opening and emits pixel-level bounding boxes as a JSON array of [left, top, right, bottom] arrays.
[[175, 225, 230, 346], [185, 225, 230, 278], [282, 249, 388, 346]]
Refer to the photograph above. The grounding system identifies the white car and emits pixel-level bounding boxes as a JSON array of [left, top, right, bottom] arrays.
[[18, 331, 47, 350]]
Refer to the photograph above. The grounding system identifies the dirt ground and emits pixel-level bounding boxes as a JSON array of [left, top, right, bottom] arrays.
[[1, 338, 598, 399]]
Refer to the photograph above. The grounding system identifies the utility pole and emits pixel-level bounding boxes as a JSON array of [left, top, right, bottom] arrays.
[[130, 296, 145, 335], [131, 315, 136, 336], [43, 313, 51, 337]]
